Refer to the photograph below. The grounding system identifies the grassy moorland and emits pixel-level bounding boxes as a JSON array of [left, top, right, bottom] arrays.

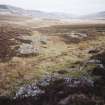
[[0, 17, 105, 96]]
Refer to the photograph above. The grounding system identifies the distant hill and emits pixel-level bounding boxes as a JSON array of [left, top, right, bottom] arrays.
[[81, 11, 105, 19], [0, 4, 74, 19], [1, 4, 105, 20], [0, 5, 27, 15]]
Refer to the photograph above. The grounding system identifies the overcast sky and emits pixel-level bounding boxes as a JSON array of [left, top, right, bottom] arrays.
[[0, 0, 105, 15]]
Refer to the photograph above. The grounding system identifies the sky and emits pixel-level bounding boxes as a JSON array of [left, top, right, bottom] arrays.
[[0, 0, 105, 15]]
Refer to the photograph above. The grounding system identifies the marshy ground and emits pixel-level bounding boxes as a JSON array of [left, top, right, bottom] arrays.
[[0, 17, 105, 104]]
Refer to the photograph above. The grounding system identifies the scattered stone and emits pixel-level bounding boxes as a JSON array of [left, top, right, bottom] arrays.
[[15, 84, 44, 98], [70, 31, 88, 39], [13, 76, 94, 105], [40, 36, 47, 44], [57, 70, 69, 74], [88, 48, 100, 54], [17, 43, 40, 56]]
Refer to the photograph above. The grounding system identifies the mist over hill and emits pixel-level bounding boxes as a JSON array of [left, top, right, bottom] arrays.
[[80, 11, 105, 20], [0, 4, 76, 19], [1, 4, 105, 20]]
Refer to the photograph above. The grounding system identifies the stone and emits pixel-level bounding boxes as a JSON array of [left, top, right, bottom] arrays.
[[17, 43, 40, 55]]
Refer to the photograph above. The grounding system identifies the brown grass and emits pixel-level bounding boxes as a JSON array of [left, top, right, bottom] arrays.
[[0, 21, 105, 96]]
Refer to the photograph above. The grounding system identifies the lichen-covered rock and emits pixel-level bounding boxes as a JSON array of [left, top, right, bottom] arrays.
[[17, 43, 40, 56], [40, 36, 47, 44], [9, 76, 97, 105], [17, 35, 48, 56], [15, 84, 44, 98], [0, 75, 105, 105]]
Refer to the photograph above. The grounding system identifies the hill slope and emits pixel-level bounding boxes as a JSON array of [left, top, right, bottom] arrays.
[[0, 4, 74, 19], [81, 11, 105, 19]]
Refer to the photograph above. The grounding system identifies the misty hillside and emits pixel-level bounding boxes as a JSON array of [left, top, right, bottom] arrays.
[[81, 11, 105, 19], [0, 5, 27, 15], [0, 4, 74, 19], [1, 4, 105, 20]]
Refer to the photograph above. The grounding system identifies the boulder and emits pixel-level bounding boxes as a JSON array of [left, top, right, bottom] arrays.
[[17, 43, 40, 56]]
